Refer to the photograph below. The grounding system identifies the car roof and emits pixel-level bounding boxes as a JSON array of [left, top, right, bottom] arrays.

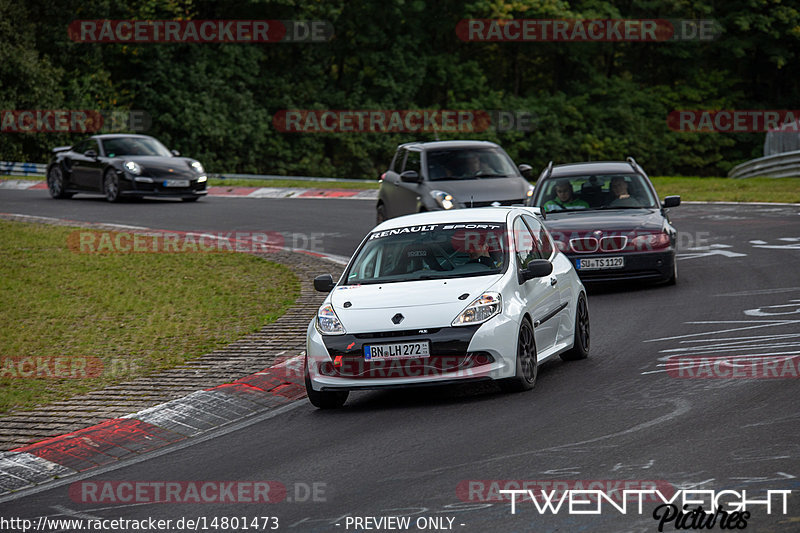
[[549, 161, 639, 177], [89, 134, 156, 140], [372, 207, 531, 232], [398, 140, 500, 151]]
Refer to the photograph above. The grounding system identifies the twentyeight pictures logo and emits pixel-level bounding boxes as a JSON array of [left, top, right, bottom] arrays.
[[69, 20, 334, 43]]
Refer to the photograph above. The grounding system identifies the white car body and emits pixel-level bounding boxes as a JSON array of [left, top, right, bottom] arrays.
[[305, 207, 588, 406]]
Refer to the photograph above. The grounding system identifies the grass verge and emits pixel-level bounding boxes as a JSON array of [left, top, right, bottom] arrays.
[[0, 220, 299, 414], [3, 174, 799, 202], [650, 177, 800, 203]]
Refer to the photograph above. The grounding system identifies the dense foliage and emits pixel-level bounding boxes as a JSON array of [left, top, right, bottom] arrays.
[[1, 0, 798, 177]]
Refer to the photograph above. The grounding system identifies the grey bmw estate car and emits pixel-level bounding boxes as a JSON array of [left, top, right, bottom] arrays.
[[376, 140, 534, 223]]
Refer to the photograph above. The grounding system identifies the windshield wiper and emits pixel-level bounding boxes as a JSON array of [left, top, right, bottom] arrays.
[[597, 205, 647, 210]]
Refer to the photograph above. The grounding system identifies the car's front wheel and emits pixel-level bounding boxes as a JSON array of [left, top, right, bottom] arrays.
[[500, 318, 537, 392], [376, 203, 387, 224], [560, 293, 589, 361], [104, 169, 121, 203], [47, 166, 73, 199], [305, 369, 348, 409], [666, 258, 678, 285]]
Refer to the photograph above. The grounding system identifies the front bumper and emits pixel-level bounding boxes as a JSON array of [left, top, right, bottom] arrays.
[[120, 174, 208, 199], [306, 313, 519, 391], [569, 250, 675, 282]]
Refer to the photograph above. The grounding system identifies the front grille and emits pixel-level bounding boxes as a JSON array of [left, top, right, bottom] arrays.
[[354, 328, 442, 339], [570, 237, 599, 253], [471, 199, 523, 208], [599, 236, 628, 252]]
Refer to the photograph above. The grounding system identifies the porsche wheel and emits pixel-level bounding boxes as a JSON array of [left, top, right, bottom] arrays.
[[47, 166, 73, 199]]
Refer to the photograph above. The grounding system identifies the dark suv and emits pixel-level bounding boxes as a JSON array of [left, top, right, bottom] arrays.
[[376, 140, 534, 223]]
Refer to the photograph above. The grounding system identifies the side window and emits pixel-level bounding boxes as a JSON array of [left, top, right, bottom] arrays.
[[403, 150, 421, 174], [72, 139, 91, 154], [513, 217, 544, 269], [523, 214, 553, 259], [391, 148, 406, 172]]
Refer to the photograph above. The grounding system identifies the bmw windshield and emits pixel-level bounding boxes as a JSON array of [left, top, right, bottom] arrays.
[[345, 223, 508, 285], [534, 174, 659, 212]]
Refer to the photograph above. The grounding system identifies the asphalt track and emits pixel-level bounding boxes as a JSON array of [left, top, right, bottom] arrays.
[[1, 189, 800, 532]]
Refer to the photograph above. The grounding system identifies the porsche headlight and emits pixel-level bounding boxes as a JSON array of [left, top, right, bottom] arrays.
[[316, 303, 346, 335], [452, 292, 502, 326], [124, 161, 142, 175], [190, 161, 205, 174], [430, 190, 456, 210]]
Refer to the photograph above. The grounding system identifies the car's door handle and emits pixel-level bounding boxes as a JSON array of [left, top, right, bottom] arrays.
[[550, 277, 558, 286]]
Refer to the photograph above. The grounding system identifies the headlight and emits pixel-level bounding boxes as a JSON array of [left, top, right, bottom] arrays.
[[630, 232, 671, 251], [526, 185, 534, 197], [316, 303, 346, 335], [430, 190, 456, 210], [124, 161, 142, 175], [197, 175, 207, 183], [190, 161, 205, 174], [452, 292, 501, 326]]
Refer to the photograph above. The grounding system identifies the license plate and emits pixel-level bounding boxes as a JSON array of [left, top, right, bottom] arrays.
[[577, 257, 624, 270], [364, 341, 430, 360], [163, 179, 190, 187]]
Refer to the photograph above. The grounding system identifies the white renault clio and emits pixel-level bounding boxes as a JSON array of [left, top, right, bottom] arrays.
[[305, 207, 589, 408]]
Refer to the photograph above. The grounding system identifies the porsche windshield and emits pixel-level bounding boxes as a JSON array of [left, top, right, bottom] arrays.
[[102, 137, 173, 157], [345, 223, 508, 284]]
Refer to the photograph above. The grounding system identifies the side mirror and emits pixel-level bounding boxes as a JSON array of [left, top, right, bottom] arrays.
[[171, 149, 181, 157], [400, 170, 421, 183], [84, 150, 97, 159], [521, 259, 553, 282], [662, 196, 681, 208], [313, 274, 336, 292], [518, 164, 533, 178]]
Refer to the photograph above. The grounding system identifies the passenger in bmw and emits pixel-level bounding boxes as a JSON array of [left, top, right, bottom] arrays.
[[544, 179, 589, 212]]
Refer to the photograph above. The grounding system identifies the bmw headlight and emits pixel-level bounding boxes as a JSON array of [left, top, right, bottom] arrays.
[[190, 161, 205, 174], [124, 161, 142, 175], [452, 292, 502, 326], [430, 190, 456, 210], [316, 303, 346, 335]]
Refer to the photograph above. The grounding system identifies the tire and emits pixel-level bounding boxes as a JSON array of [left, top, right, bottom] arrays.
[[560, 293, 589, 361], [665, 258, 678, 285], [499, 318, 537, 392], [305, 369, 348, 409], [376, 203, 387, 224], [103, 169, 121, 203], [47, 165, 73, 199], [181, 197, 200, 202]]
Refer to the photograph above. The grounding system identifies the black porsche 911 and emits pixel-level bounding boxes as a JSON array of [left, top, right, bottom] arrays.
[[529, 158, 681, 284], [46, 134, 207, 202]]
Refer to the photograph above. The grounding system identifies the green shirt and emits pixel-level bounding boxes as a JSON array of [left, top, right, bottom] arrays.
[[544, 198, 590, 212]]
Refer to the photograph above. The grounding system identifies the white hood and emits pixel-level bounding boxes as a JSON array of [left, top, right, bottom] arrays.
[[329, 275, 502, 331]]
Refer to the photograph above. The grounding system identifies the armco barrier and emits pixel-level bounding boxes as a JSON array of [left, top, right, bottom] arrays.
[[728, 150, 800, 179], [0, 161, 47, 177], [0, 162, 369, 184]]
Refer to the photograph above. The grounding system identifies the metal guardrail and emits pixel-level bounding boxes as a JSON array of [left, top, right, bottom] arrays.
[[728, 150, 800, 179], [0, 161, 47, 177], [0, 162, 371, 183]]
